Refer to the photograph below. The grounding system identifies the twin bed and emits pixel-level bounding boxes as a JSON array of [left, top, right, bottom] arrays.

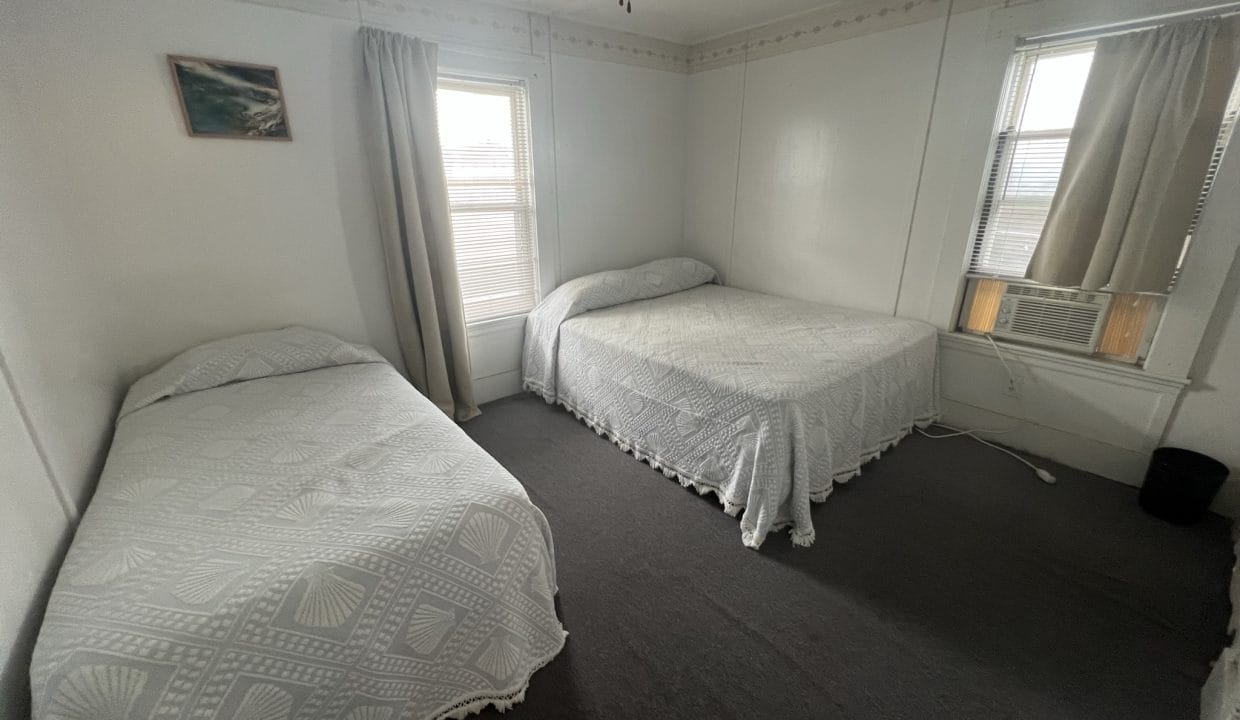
[[32, 258, 938, 718], [31, 328, 565, 720]]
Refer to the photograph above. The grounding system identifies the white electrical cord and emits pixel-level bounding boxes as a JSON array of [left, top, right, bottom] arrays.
[[916, 334, 1057, 484], [918, 423, 1058, 484]]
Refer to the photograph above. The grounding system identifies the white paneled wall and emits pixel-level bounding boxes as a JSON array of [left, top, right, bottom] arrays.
[[1164, 260, 1240, 515], [729, 20, 944, 313], [687, 21, 945, 312], [0, 348, 71, 718], [685, 7, 992, 319], [895, 6, 1012, 323], [552, 54, 688, 281], [683, 63, 744, 282]]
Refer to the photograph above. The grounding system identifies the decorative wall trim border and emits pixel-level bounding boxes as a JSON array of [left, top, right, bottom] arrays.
[[237, 0, 694, 71], [236, 0, 1019, 75], [688, 0, 1002, 73], [986, 0, 1234, 42], [358, 0, 536, 57], [236, 0, 360, 21], [548, 18, 692, 73]]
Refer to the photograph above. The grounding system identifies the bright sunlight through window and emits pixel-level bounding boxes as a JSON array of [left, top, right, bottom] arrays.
[[969, 43, 1096, 278], [437, 77, 539, 325]]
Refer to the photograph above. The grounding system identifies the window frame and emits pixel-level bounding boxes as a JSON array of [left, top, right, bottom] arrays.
[[436, 49, 560, 329], [911, 4, 1240, 383], [967, 40, 1097, 281], [956, 34, 1240, 366], [437, 74, 540, 325]]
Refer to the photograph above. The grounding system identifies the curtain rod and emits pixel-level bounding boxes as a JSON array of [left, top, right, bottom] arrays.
[[1023, 1, 1240, 46]]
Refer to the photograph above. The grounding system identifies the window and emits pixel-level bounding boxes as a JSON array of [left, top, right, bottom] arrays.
[[970, 42, 1096, 277], [437, 77, 539, 324], [959, 39, 1240, 364]]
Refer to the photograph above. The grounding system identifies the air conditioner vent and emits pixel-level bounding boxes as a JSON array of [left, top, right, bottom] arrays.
[[1005, 284, 1103, 304], [992, 283, 1111, 353]]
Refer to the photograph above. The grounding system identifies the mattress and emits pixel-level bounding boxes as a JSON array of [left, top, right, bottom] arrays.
[[31, 327, 565, 720], [524, 259, 939, 549]]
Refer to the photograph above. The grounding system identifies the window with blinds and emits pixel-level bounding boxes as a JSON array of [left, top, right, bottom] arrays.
[[970, 42, 1240, 281], [437, 77, 539, 324], [960, 38, 1240, 364], [969, 42, 1096, 277]]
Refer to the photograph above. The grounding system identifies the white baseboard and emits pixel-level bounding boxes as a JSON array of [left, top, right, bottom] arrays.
[[940, 398, 1151, 487], [473, 370, 523, 405]]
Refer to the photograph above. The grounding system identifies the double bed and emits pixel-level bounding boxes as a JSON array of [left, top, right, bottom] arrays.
[[31, 327, 565, 720], [524, 258, 939, 549]]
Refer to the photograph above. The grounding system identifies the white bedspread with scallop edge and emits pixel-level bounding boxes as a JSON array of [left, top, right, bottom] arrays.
[[524, 269, 940, 550], [31, 327, 565, 720]]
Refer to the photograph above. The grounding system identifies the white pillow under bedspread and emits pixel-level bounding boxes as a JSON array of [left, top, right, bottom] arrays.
[[530, 283, 939, 549]]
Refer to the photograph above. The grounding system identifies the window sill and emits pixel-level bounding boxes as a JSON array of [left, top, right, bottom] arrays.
[[466, 313, 528, 336], [964, 272, 1171, 298], [939, 331, 1188, 393]]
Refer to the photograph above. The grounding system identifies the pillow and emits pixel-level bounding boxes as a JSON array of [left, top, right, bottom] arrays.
[[119, 326, 387, 417], [522, 257, 718, 400]]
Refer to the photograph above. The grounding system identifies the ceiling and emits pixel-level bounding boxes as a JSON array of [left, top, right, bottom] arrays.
[[483, 0, 851, 44]]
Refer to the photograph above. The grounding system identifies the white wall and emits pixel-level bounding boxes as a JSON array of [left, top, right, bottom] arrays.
[[0, 344, 72, 720], [685, 21, 944, 313], [732, 22, 943, 313], [683, 63, 744, 281], [553, 54, 687, 281], [1164, 257, 1240, 514]]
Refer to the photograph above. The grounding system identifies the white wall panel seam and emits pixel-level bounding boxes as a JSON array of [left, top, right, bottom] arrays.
[[724, 51, 749, 285], [894, 1, 955, 316], [0, 344, 76, 524], [548, 50, 564, 285]]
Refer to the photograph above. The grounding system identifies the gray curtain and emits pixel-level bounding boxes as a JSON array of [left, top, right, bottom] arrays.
[[361, 28, 479, 421], [1027, 17, 1240, 293]]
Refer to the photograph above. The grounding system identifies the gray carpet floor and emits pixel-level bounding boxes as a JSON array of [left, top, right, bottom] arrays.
[[463, 394, 1233, 720]]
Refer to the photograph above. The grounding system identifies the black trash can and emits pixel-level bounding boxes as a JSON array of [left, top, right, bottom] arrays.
[[1139, 447, 1229, 525]]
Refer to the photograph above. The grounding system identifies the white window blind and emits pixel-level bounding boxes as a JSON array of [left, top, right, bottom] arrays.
[[970, 43, 1096, 277], [436, 77, 539, 324]]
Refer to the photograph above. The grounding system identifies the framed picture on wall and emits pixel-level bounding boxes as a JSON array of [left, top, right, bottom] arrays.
[[168, 55, 291, 140]]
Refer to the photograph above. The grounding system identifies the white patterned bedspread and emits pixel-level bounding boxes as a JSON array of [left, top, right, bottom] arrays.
[[31, 328, 565, 720], [526, 277, 939, 549]]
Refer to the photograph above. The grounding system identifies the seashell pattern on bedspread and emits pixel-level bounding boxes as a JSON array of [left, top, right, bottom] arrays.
[[524, 272, 940, 550], [31, 327, 565, 720]]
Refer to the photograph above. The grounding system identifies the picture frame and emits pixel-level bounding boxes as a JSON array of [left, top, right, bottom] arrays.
[[167, 55, 292, 141]]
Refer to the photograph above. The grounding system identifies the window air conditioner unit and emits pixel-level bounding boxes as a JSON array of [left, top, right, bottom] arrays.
[[992, 282, 1111, 354]]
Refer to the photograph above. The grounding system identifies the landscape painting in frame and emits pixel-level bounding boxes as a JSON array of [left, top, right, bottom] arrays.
[[169, 55, 291, 140]]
